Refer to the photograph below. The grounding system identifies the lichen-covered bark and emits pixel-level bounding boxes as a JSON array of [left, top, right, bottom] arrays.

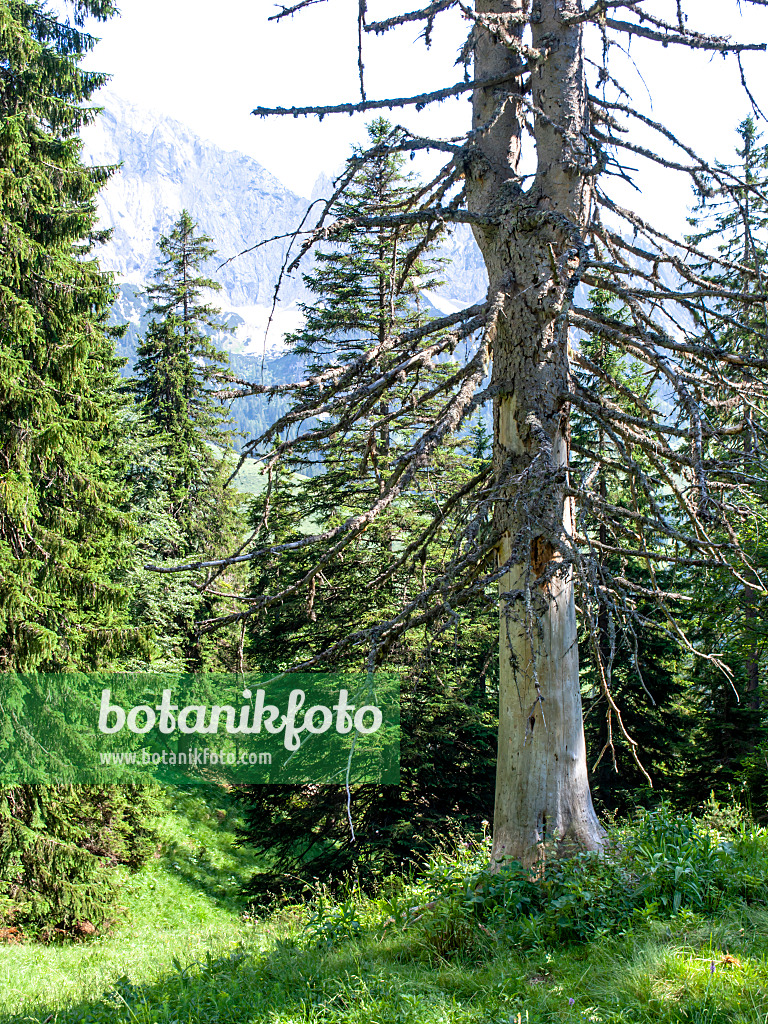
[[467, 0, 604, 866]]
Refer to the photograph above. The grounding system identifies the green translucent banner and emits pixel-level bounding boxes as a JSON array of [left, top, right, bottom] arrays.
[[0, 672, 400, 785]]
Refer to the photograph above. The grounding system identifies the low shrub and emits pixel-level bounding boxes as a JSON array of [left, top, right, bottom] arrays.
[[620, 801, 768, 915], [374, 802, 768, 958], [304, 892, 363, 948]]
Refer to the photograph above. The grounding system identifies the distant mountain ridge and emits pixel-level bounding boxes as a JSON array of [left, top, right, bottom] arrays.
[[82, 93, 489, 445], [83, 93, 487, 344], [83, 93, 315, 310]]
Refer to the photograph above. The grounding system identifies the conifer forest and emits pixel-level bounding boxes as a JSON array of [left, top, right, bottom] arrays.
[[5, 1, 768, 1021]]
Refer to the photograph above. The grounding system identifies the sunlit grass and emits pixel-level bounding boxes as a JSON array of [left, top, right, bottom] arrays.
[[0, 788, 263, 1018], [2, 797, 768, 1024]]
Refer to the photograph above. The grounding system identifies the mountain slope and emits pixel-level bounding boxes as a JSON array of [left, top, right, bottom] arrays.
[[82, 94, 489, 444], [83, 93, 312, 310]]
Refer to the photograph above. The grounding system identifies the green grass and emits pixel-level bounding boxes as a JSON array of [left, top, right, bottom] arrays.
[[0, 788, 265, 1020], [231, 457, 271, 495], [3, 798, 768, 1024], [231, 457, 307, 496]]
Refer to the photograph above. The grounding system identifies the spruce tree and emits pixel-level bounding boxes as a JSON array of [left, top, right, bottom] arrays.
[[118, 407, 202, 670], [136, 211, 236, 533], [134, 210, 243, 668], [0, 0, 133, 672], [290, 118, 443, 372], [571, 284, 688, 811], [0, 0, 161, 937], [245, 118, 487, 669], [680, 119, 768, 788]]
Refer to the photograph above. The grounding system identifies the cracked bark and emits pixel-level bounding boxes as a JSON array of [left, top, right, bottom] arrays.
[[467, 0, 604, 867]]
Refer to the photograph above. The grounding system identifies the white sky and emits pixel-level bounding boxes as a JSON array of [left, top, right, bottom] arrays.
[[75, 0, 768, 231]]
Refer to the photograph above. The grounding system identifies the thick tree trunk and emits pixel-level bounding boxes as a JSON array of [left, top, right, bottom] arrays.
[[468, 0, 604, 866]]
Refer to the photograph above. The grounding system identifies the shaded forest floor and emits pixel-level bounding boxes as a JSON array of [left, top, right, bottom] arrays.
[[2, 790, 768, 1024]]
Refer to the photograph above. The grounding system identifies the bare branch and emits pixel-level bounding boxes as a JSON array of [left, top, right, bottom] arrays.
[[603, 17, 766, 52], [364, 0, 457, 35], [269, 0, 326, 21], [251, 71, 524, 119]]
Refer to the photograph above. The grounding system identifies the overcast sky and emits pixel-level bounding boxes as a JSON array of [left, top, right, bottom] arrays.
[[77, 1, 768, 232]]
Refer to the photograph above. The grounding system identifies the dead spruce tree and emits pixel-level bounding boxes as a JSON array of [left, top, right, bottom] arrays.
[[150, 1, 768, 867]]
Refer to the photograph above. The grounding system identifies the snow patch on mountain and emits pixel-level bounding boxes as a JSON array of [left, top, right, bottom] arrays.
[[224, 304, 306, 359], [421, 290, 468, 316]]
